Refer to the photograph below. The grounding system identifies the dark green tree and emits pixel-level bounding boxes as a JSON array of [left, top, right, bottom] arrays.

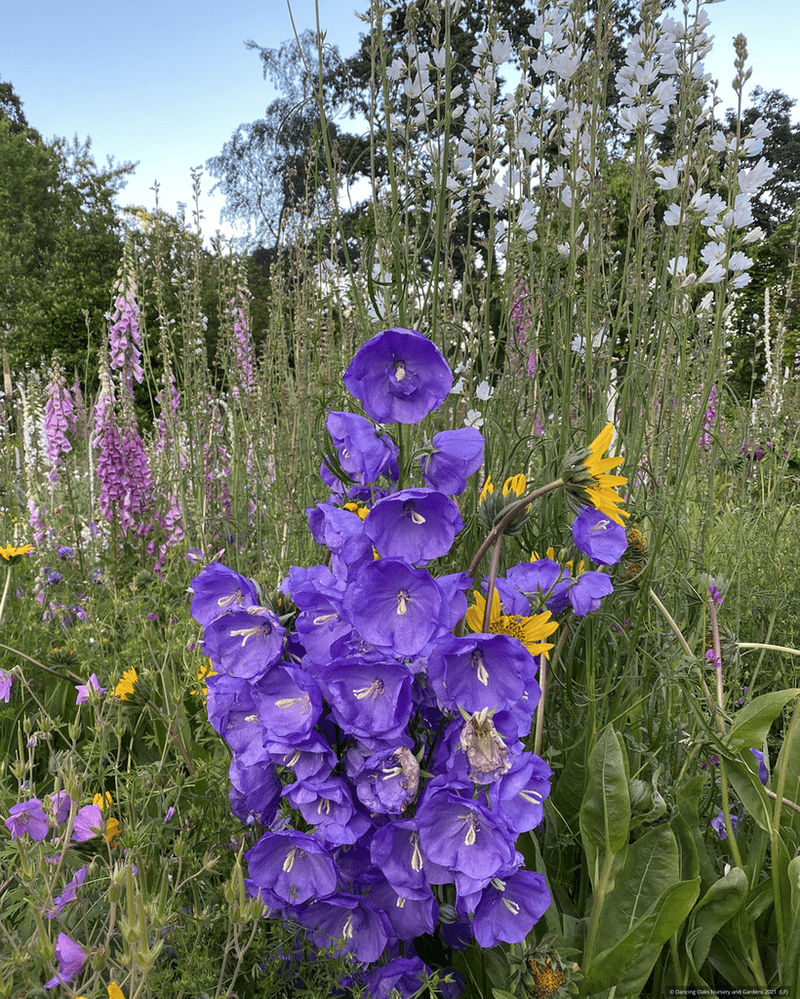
[[0, 79, 133, 371]]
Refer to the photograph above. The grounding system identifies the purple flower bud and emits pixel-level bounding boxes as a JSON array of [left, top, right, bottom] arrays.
[[420, 427, 485, 495], [750, 748, 769, 786], [711, 812, 739, 840], [325, 411, 398, 483]]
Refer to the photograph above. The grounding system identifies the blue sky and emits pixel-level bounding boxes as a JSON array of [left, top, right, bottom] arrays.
[[2, 0, 797, 241]]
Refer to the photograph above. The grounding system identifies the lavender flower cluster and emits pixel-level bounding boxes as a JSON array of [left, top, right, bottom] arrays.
[[190, 328, 626, 996]]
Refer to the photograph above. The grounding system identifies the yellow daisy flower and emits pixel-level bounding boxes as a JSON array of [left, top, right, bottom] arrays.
[[114, 667, 138, 701], [465, 589, 558, 658], [0, 542, 34, 563], [562, 423, 629, 525]]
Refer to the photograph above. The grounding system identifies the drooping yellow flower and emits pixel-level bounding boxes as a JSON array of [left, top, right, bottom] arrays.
[[465, 589, 558, 658], [105, 816, 121, 847], [479, 476, 494, 502], [94, 791, 113, 810], [114, 667, 138, 701], [565, 423, 629, 525], [502, 473, 527, 498]]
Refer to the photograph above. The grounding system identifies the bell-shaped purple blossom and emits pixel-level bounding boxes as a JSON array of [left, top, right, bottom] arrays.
[[283, 776, 372, 846], [471, 869, 550, 947], [344, 559, 451, 658], [205, 674, 266, 764], [108, 289, 144, 387], [281, 565, 350, 668], [191, 563, 259, 628], [485, 752, 553, 833], [416, 789, 517, 895], [420, 427, 485, 495], [44, 932, 87, 989], [246, 829, 339, 907], [354, 747, 420, 814], [369, 819, 432, 901], [363, 955, 434, 998], [325, 411, 398, 483], [306, 503, 373, 579], [497, 559, 570, 615], [567, 571, 613, 616], [264, 732, 337, 782], [427, 633, 539, 716], [366, 877, 438, 941], [5, 798, 49, 841], [228, 756, 281, 827], [296, 891, 391, 964], [252, 664, 322, 743], [0, 669, 14, 703], [203, 606, 285, 681], [750, 748, 769, 786], [364, 488, 463, 566], [320, 660, 414, 745], [343, 328, 453, 425], [571, 507, 628, 564]]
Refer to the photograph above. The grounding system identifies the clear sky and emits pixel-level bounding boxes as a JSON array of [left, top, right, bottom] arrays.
[[2, 0, 797, 242]]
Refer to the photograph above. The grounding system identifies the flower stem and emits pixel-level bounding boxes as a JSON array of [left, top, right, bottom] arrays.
[[0, 565, 12, 626], [467, 478, 564, 576]]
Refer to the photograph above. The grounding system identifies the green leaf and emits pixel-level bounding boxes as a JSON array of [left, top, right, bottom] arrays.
[[582, 879, 700, 996], [491, 991, 518, 999], [784, 855, 800, 990], [686, 867, 748, 973], [580, 726, 630, 889], [774, 704, 800, 830], [725, 757, 773, 833], [725, 688, 800, 752]]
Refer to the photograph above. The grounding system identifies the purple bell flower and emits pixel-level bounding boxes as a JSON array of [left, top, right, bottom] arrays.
[[366, 877, 438, 941], [320, 659, 414, 745], [190, 563, 259, 628], [252, 665, 322, 744], [416, 788, 517, 894], [571, 507, 628, 564], [306, 503, 373, 579], [471, 869, 551, 946], [0, 669, 13, 703], [228, 756, 281, 827], [750, 748, 769, 786], [354, 747, 420, 814], [325, 411, 398, 483], [283, 775, 372, 846], [427, 633, 539, 716], [567, 571, 613, 616], [364, 488, 464, 566], [296, 891, 391, 963], [246, 829, 339, 907], [202, 606, 285, 681], [498, 559, 570, 615], [485, 752, 553, 833], [363, 955, 434, 998], [344, 558, 451, 658], [343, 328, 453, 425], [420, 427, 485, 495], [369, 818, 432, 901]]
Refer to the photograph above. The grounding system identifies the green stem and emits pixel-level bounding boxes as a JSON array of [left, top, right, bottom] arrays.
[[0, 564, 11, 624], [467, 479, 564, 576], [771, 695, 800, 968]]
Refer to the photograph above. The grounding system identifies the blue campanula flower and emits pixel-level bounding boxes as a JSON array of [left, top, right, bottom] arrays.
[[354, 747, 420, 814], [427, 633, 540, 716], [296, 892, 391, 964], [364, 488, 464, 566], [283, 776, 372, 846], [343, 559, 451, 658], [320, 660, 414, 746], [416, 789, 517, 895], [484, 752, 553, 833], [498, 558, 570, 615], [263, 732, 337, 782], [343, 328, 453, 425], [369, 818, 432, 901], [470, 869, 551, 946], [750, 748, 769, 785], [567, 570, 614, 616], [571, 507, 628, 564], [306, 503, 373, 579], [252, 664, 322, 744], [363, 955, 435, 999], [245, 829, 339, 907], [366, 877, 438, 940], [205, 674, 268, 764], [203, 606, 285, 682], [325, 410, 398, 483], [281, 565, 351, 668], [190, 563, 259, 628], [420, 427, 485, 495], [228, 756, 281, 828]]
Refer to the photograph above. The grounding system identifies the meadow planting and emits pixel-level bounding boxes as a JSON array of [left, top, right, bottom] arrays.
[[2, 1, 800, 997]]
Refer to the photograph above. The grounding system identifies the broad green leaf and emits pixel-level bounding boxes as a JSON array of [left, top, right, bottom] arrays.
[[725, 757, 773, 833], [582, 879, 700, 996], [725, 688, 800, 752], [671, 813, 700, 883], [580, 726, 630, 848], [491, 991, 517, 999], [676, 775, 718, 887], [686, 867, 748, 973], [784, 855, 800, 988], [774, 702, 800, 830]]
